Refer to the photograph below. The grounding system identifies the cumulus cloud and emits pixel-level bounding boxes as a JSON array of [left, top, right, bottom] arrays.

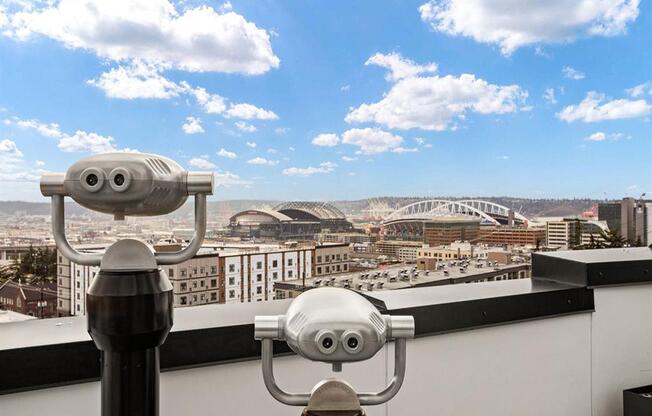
[[189, 157, 216, 169], [87, 62, 183, 99], [341, 156, 358, 162], [182, 117, 204, 134], [217, 148, 237, 159], [3, 0, 279, 74], [562, 66, 586, 80], [627, 82, 652, 98], [0, 139, 24, 165], [543, 88, 557, 104], [342, 128, 403, 154], [247, 157, 278, 166], [365, 52, 437, 81], [225, 103, 278, 120], [58, 130, 116, 153], [235, 121, 256, 132], [246, 141, 257, 148], [312, 133, 339, 147], [557, 91, 651, 122], [346, 53, 528, 131], [584, 131, 626, 141], [282, 162, 337, 176], [418, 0, 640, 55], [214, 170, 252, 187], [6, 116, 117, 153]]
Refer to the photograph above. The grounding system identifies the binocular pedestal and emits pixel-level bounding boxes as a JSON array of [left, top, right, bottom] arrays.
[[302, 379, 366, 416], [87, 269, 173, 416]]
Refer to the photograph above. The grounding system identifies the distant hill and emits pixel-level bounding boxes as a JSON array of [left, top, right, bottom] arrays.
[[0, 197, 600, 220]]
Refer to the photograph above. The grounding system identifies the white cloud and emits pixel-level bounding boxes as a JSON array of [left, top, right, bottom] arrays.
[[6, 115, 119, 153], [562, 66, 585, 80], [627, 82, 652, 98], [226, 103, 278, 120], [282, 161, 337, 176], [88, 61, 182, 99], [189, 157, 216, 169], [584, 131, 627, 141], [35, 160, 45, 166], [346, 53, 528, 131], [557, 91, 651, 122], [186, 84, 227, 114], [58, 130, 116, 153], [366, 52, 437, 81], [391, 147, 418, 154], [217, 148, 237, 159], [5, 117, 63, 138], [341, 128, 403, 154], [288, 146, 295, 151], [544, 88, 557, 104], [341, 85, 350, 92], [182, 116, 204, 134], [214, 170, 252, 187], [247, 157, 278, 166], [3, 0, 279, 74], [246, 141, 257, 148], [274, 127, 289, 135], [0, 139, 24, 165], [419, 0, 640, 55], [341, 156, 357, 162], [235, 121, 256, 132], [312, 133, 339, 147]]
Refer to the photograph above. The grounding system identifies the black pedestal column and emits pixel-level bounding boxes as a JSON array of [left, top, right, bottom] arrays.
[[87, 269, 173, 416]]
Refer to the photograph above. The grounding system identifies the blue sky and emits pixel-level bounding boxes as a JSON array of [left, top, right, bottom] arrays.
[[0, 0, 650, 202]]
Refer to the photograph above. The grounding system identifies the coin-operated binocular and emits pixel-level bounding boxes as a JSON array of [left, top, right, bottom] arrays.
[[255, 288, 415, 416], [41, 152, 213, 416]]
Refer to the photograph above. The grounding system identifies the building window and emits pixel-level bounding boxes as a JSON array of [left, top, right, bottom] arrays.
[[210, 292, 217, 301], [200, 267, 205, 274], [256, 261, 263, 270], [326, 266, 330, 273], [211, 266, 217, 275], [59, 267, 62, 274], [257, 274, 262, 282], [288, 259, 293, 266], [229, 264, 235, 273], [272, 272, 278, 280], [192, 295, 197, 302], [181, 268, 187, 277], [317, 256, 322, 263], [180, 282, 187, 291], [336, 254, 341, 261], [272, 260, 278, 267], [58, 300, 63, 307], [343, 264, 348, 271], [200, 294, 205, 301], [336, 265, 341, 272], [229, 277, 235, 285], [180, 296, 187, 305], [76, 281, 80, 289], [210, 279, 217, 288], [193, 281, 198, 289], [229, 290, 235, 299], [76, 270, 80, 277], [317, 267, 322, 274], [288, 270, 293, 278], [77, 304, 80, 311], [200, 280, 205, 287], [343, 254, 348, 260], [59, 256, 62, 263], [192, 267, 198, 275], [256, 287, 262, 295], [168, 268, 174, 278]]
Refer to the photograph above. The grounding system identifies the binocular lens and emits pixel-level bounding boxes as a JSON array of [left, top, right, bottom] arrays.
[[321, 337, 334, 349], [114, 174, 125, 186], [86, 174, 99, 187]]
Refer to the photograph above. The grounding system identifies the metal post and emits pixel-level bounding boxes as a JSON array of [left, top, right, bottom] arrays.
[[87, 269, 173, 416]]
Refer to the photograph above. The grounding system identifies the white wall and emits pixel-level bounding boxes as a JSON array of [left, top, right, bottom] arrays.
[[591, 284, 652, 416]]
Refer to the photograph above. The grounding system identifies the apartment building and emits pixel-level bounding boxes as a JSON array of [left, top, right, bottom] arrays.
[[57, 243, 350, 315]]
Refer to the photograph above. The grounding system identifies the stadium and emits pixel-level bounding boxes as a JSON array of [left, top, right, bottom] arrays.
[[229, 201, 353, 240]]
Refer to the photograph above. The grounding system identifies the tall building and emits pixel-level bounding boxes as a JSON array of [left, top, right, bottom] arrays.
[[546, 218, 609, 249], [477, 226, 546, 247], [57, 243, 351, 316], [598, 197, 652, 245]]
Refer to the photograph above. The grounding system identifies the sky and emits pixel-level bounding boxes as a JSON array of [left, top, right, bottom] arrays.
[[0, 0, 650, 202]]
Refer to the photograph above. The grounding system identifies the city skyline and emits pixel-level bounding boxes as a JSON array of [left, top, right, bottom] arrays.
[[0, 0, 650, 202]]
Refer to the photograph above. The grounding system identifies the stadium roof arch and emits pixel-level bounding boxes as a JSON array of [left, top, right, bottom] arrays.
[[274, 201, 346, 221], [383, 199, 528, 226]]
